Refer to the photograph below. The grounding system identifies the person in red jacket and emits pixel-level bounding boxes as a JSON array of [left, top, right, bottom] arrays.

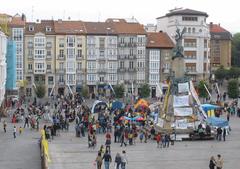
[[156, 133, 162, 148]]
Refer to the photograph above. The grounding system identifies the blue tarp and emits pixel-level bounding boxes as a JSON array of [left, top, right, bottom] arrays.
[[206, 117, 229, 127], [201, 104, 220, 112], [112, 101, 124, 110]]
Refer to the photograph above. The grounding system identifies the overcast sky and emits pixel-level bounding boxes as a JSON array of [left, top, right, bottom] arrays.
[[0, 0, 239, 33]]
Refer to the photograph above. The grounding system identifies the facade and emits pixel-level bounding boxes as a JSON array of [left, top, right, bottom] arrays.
[[146, 32, 174, 97], [85, 22, 118, 96], [156, 8, 211, 81], [24, 20, 55, 97], [209, 23, 232, 70], [0, 31, 7, 105], [54, 20, 86, 96], [9, 14, 25, 82], [6, 40, 16, 90]]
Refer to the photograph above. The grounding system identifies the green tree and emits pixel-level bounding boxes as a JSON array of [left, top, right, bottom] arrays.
[[113, 84, 125, 98], [227, 79, 239, 99], [81, 86, 89, 98], [232, 33, 240, 66], [139, 84, 150, 98], [214, 65, 227, 80], [197, 80, 209, 98], [34, 83, 46, 98], [228, 67, 240, 79]]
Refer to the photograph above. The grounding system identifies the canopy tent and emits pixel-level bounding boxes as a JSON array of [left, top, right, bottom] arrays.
[[134, 99, 149, 109], [201, 104, 220, 112], [119, 115, 144, 121], [112, 101, 124, 110], [91, 100, 108, 113], [206, 117, 229, 128]]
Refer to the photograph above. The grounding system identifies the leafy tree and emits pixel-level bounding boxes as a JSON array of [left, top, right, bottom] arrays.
[[214, 65, 227, 80], [139, 84, 150, 98], [227, 79, 239, 99], [81, 86, 89, 98], [34, 83, 46, 98], [232, 33, 240, 66], [197, 80, 209, 98], [228, 67, 240, 79], [113, 84, 125, 98]]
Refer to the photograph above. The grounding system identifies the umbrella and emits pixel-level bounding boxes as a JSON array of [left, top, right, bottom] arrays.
[[112, 101, 124, 110], [136, 117, 144, 121], [201, 104, 220, 112], [206, 117, 228, 127]]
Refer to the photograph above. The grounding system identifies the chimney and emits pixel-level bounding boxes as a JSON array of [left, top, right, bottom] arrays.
[[210, 22, 213, 28], [159, 30, 163, 33], [21, 13, 26, 21]]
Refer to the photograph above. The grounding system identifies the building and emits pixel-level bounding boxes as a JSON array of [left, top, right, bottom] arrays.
[[106, 18, 147, 95], [209, 22, 232, 70], [156, 8, 210, 81], [146, 32, 174, 97], [54, 20, 86, 96], [6, 40, 17, 91], [144, 24, 157, 32], [85, 21, 118, 97], [24, 20, 55, 97], [0, 31, 7, 105], [9, 14, 26, 82]]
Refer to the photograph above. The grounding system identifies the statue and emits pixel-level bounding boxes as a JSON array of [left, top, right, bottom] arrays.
[[172, 27, 186, 60]]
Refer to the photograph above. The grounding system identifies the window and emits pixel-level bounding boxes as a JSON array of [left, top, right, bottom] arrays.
[[130, 37, 134, 43], [47, 64, 51, 70], [188, 28, 191, 33], [59, 62, 64, 70], [130, 49, 133, 56], [46, 26, 51, 32], [87, 62, 96, 70], [34, 37, 45, 47], [66, 61, 75, 72], [184, 51, 197, 59], [34, 49, 45, 59], [182, 16, 198, 21], [77, 38, 82, 47], [59, 39, 64, 48], [77, 49, 82, 58], [108, 62, 117, 70], [185, 63, 196, 72], [28, 49, 33, 56], [26, 76, 32, 83], [77, 62, 82, 70], [120, 61, 124, 68], [67, 48, 75, 59], [48, 76, 54, 85], [29, 25, 34, 31], [12, 28, 23, 41], [87, 74, 96, 82], [100, 50, 105, 58], [100, 76, 104, 82], [47, 50, 51, 57], [46, 42, 52, 48], [67, 36, 75, 47], [120, 37, 124, 44], [108, 74, 116, 82], [184, 39, 197, 47], [26, 88, 32, 97], [204, 39, 208, 48], [67, 74, 75, 83], [28, 41, 33, 48], [28, 64, 32, 70], [59, 75, 64, 82], [99, 38, 105, 48], [192, 28, 195, 33], [129, 61, 134, 69], [59, 49, 64, 58]]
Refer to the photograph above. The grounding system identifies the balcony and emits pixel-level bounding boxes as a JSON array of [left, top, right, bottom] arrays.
[[28, 42, 33, 48], [48, 81, 54, 85], [34, 69, 46, 74], [118, 68, 126, 72], [46, 69, 52, 73], [76, 55, 83, 60], [28, 69, 33, 73], [58, 81, 65, 86], [128, 42, 136, 47], [98, 69, 107, 73], [128, 68, 136, 72], [76, 80, 84, 85], [57, 55, 65, 60], [28, 55, 33, 59], [129, 55, 136, 59], [46, 55, 52, 59], [46, 42, 52, 48], [76, 69, 84, 73], [56, 69, 66, 74]]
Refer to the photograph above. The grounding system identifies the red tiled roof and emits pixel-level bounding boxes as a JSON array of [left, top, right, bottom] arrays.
[[54, 20, 86, 34], [8, 16, 25, 27], [147, 32, 174, 48], [25, 20, 55, 35], [210, 24, 228, 33], [84, 22, 116, 35]]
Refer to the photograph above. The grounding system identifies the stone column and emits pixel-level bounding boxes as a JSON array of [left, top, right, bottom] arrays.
[[171, 57, 185, 78]]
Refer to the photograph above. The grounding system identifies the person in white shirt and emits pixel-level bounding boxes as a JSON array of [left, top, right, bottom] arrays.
[[121, 150, 128, 169], [13, 126, 16, 139]]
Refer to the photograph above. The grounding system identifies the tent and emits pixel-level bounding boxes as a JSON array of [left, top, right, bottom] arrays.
[[206, 117, 229, 128], [134, 99, 149, 109], [91, 100, 108, 113], [112, 101, 124, 110], [201, 104, 220, 112]]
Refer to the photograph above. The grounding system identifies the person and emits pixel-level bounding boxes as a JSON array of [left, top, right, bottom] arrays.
[[13, 126, 16, 139], [227, 112, 230, 122], [217, 127, 222, 141], [120, 132, 127, 147], [121, 150, 128, 169], [24, 116, 29, 128], [19, 126, 23, 135], [96, 152, 103, 169], [105, 132, 111, 153], [216, 154, 223, 169], [3, 120, 7, 133], [139, 131, 144, 143], [102, 150, 112, 169], [115, 153, 122, 169], [156, 133, 161, 148], [209, 156, 216, 169], [223, 128, 226, 141]]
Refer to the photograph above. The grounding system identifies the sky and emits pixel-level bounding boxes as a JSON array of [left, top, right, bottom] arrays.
[[0, 0, 239, 33]]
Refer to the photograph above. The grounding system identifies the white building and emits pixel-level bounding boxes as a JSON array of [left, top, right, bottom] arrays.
[[156, 8, 210, 81], [0, 31, 7, 105]]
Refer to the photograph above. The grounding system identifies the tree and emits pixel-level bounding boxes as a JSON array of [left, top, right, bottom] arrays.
[[214, 65, 227, 81], [227, 79, 239, 99], [197, 80, 209, 98], [81, 86, 89, 98], [228, 67, 240, 79], [139, 84, 150, 98], [34, 83, 46, 98], [113, 84, 125, 98], [232, 33, 240, 66]]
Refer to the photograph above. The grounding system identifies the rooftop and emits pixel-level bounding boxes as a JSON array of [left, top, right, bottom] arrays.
[[147, 32, 174, 48], [209, 23, 232, 40]]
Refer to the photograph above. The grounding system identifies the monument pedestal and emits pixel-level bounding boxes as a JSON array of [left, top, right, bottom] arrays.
[[171, 57, 185, 79]]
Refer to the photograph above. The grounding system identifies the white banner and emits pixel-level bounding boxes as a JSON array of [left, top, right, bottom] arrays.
[[174, 107, 193, 116], [157, 118, 164, 128], [173, 95, 189, 107], [175, 119, 188, 129], [178, 82, 189, 93]]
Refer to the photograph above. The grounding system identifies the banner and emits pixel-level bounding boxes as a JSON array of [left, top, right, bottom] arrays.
[[178, 82, 189, 93], [204, 84, 212, 98], [174, 107, 193, 116], [173, 95, 189, 107], [156, 83, 163, 97], [175, 119, 188, 129], [157, 118, 164, 128]]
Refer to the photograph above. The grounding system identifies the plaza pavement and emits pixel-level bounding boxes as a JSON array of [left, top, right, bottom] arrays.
[[48, 116, 240, 169]]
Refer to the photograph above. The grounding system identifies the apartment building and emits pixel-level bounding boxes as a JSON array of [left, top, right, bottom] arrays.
[[146, 32, 174, 97], [9, 14, 25, 82], [0, 31, 7, 105], [156, 8, 210, 81], [84, 22, 118, 96], [24, 20, 55, 97], [54, 20, 86, 96], [209, 22, 232, 70]]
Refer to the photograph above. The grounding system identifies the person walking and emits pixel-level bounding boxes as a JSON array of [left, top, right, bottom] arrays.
[[24, 115, 29, 128], [3, 120, 7, 133], [114, 153, 122, 169], [95, 152, 103, 169], [156, 133, 161, 148], [223, 128, 226, 141], [120, 132, 127, 147], [209, 156, 216, 169], [13, 126, 17, 139], [102, 150, 112, 169], [216, 154, 223, 169], [121, 150, 128, 169]]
